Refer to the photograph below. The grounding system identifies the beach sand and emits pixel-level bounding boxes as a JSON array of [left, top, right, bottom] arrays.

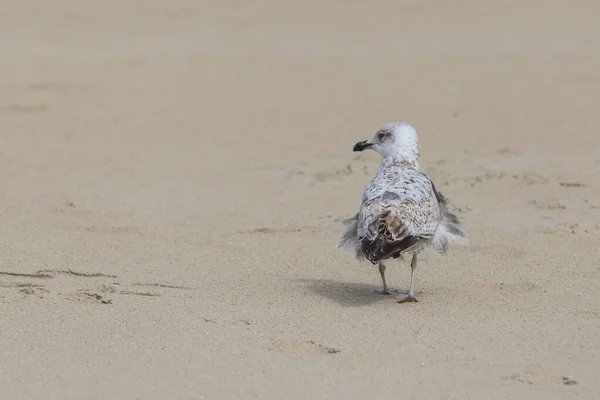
[[1, 1, 599, 398]]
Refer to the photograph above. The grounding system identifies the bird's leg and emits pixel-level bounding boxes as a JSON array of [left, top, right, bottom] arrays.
[[375, 262, 393, 295], [397, 253, 419, 303]]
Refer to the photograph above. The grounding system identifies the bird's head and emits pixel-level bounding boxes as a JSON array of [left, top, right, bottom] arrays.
[[353, 122, 420, 166]]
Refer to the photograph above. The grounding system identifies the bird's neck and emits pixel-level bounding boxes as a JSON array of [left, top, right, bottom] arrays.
[[381, 142, 420, 168]]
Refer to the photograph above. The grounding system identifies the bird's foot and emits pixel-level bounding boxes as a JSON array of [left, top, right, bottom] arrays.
[[396, 295, 418, 303]]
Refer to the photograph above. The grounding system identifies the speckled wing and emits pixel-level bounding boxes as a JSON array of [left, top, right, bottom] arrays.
[[357, 163, 441, 264]]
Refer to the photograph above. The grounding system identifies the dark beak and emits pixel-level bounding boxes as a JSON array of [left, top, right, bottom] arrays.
[[353, 140, 372, 152]]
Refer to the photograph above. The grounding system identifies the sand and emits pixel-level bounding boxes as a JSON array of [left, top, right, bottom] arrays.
[[1, 1, 600, 399]]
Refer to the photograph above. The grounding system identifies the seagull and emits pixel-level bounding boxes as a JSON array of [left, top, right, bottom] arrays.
[[337, 122, 468, 303]]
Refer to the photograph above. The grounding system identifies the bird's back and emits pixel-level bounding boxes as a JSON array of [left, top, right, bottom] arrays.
[[357, 160, 441, 263], [359, 160, 440, 237]]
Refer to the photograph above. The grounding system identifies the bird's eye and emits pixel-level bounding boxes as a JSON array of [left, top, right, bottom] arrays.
[[378, 133, 385, 140]]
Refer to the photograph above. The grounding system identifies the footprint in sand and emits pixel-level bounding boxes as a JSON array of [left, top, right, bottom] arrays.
[[505, 371, 578, 386], [274, 339, 340, 356], [0, 103, 48, 114], [0, 269, 193, 304]]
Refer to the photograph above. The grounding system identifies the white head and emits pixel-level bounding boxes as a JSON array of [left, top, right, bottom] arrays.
[[353, 122, 420, 166]]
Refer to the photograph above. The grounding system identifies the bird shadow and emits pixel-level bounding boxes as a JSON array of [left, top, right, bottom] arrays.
[[297, 278, 407, 307]]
